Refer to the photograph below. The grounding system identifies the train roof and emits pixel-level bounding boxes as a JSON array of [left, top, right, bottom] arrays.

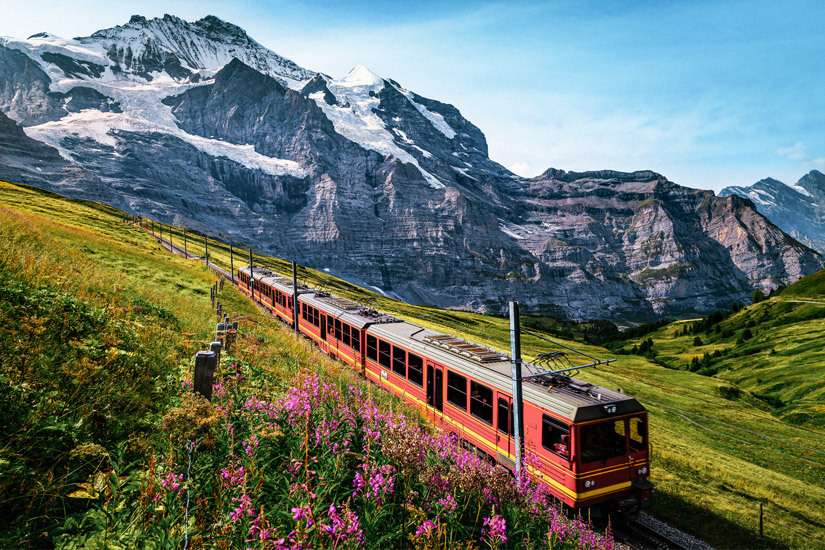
[[239, 265, 310, 294], [238, 266, 642, 422], [299, 292, 403, 330], [368, 321, 643, 422]]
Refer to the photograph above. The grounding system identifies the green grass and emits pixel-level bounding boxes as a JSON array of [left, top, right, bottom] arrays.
[[0, 180, 615, 549], [3, 179, 825, 548], [0, 180, 354, 545]]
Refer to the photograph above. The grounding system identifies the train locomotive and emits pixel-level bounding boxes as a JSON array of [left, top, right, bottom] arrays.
[[237, 265, 653, 513]]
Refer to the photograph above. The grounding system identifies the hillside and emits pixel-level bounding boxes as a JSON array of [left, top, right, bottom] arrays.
[[1, 14, 823, 321], [3, 180, 825, 548], [0, 180, 617, 548], [616, 270, 825, 427]]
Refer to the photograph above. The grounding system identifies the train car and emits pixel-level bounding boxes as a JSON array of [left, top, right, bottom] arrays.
[[235, 266, 652, 513], [364, 321, 653, 513], [238, 266, 302, 325], [296, 292, 401, 370]]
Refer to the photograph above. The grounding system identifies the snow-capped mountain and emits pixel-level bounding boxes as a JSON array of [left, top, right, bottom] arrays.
[[720, 171, 825, 254], [0, 14, 821, 321]]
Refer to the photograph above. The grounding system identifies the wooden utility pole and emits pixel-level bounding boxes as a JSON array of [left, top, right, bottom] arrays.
[[183, 228, 187, 258], [509, 301, 525, 475], [292, 260, 299, 331], [169, 224, 173, 252], [204, 236, 208, 267]]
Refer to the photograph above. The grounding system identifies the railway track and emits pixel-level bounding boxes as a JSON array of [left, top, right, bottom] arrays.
[[615, 519, 689, 550]]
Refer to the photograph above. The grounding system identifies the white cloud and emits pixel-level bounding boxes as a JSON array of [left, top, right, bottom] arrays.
[[507, 162, 531, 176], [776, 142, 807, 161]]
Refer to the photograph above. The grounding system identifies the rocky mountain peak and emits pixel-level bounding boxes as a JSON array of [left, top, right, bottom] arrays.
[[797, 170, 825, 199], [194, 15, 250, 41], [340, 64, 384, 89], [77, 14, 313, 84]]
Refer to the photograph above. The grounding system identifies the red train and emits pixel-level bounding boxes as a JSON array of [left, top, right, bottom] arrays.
[[237, 266, 653, 513]]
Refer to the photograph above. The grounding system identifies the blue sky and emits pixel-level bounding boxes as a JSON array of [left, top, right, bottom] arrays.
[[2, 0, 823, 191]]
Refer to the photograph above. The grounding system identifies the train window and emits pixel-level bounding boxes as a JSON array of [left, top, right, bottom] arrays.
[[579, 420, 626, 463], [497, 398, 512, 435], [542, 415, 571, 458], [367, 335, 378, 361], [392, 346, 406, 376], [301, 303, 307, 320], [378, 340, 391, 369], [328, 318, 335, 336], [343, 324, 351, 347], [313, 308, 319, 327], [407, 353, 423, 387], [628, 416, 647, 453], [335, 319, 342, 341], [470, 382, 493, 425], [352, 329, 360, 353], [446, 371, 468, 410]]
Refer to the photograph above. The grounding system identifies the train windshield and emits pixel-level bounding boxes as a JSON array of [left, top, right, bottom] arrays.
[[579, 415, 648, 463], [580, 420, 626, 463]]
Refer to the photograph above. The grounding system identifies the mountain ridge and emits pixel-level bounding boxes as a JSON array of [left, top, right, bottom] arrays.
[[720, 170, 825, 254], [0, 14, 821, 321]]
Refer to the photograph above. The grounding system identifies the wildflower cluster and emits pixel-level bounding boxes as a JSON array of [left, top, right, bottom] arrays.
[[149, 356, 612, 549]]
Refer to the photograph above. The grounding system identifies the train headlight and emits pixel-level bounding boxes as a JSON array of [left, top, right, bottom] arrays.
[[636, 467, 648, 475], [584, 480, 595, 488]]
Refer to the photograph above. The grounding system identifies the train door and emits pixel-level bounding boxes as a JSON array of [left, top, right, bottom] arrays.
[[320, 314, 327, 342], [426, 362, 444, 419], [496, 395, 516, 470]]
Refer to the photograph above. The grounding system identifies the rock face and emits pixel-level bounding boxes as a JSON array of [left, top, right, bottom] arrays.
[[720, 171, 825, 254], [0, 15, 822, 322]]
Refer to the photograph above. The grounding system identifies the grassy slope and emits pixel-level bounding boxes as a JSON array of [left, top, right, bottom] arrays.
[[0, 181, 350, 545], [3, 180, 825, 548], [179, 196, 825, 549]]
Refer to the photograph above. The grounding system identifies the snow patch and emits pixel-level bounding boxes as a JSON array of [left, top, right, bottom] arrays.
[[452, 166, 477, 181], [746, 191, 775, 207], [339, 65, 383, 89], [498, 221, 525, 240], [391, 84, 456, 139], [370, 285, 389, 297], [312, 69, 445, 189], [24, 110, 307, 178], [791, 184, 812, 197]]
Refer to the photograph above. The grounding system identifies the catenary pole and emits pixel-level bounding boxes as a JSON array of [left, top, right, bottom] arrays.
[[292, 260, 299, 332], [229, 243, 234, 285], [510, 301, 525, 476], [249, 249, 254, 301]]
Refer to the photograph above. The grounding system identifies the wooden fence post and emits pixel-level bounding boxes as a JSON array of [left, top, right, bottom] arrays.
[[210, 341, 222, 366], [193, 350, 217, 401]]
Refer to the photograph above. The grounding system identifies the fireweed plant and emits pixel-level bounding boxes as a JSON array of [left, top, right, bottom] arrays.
[[52, 338, 613, 548], [126, 351, 612, 550]]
